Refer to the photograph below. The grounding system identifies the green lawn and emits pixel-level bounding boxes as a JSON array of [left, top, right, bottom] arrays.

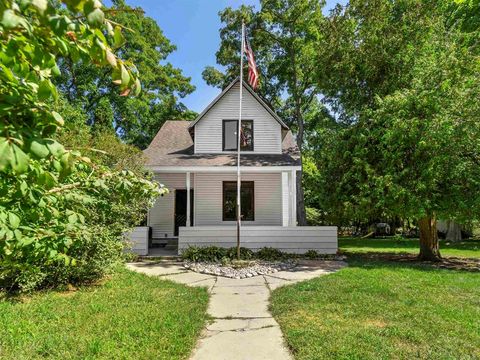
[[271, 256, 480, 359], [339, 236, 480, 258], [0, 267, 209, 360]]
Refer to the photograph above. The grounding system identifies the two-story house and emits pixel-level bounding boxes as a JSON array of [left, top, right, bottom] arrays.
[[138, 78, 337, 255]]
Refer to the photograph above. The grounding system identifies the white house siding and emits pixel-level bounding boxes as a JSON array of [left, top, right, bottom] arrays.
[[178, 226, 338, 254], [148, 173, 194, 239], [124, 226, 149, 256], [194, 172, 282, 226], [194, 83, 282, 154]]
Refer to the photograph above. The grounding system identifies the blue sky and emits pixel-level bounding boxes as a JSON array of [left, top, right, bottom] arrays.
[[112, 0, 347, 112]]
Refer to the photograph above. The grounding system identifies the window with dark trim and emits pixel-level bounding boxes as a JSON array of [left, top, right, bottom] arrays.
[[222, 181, 255, 221], [222, 120, 254, 151]]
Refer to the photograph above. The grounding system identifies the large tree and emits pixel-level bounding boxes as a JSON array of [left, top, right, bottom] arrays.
[[203, 0, 326, 225], [314, 0, 480, 260], [57, 0, 196, 148]]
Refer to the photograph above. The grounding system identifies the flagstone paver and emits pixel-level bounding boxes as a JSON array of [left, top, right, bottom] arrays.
[[127, 259, 347, 360]]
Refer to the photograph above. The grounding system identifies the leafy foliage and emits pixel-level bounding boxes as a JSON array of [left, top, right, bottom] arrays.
[[0, 0, 162, 292], [181, 246, 286, 262], [56, 0, 196, 148], [303, 0, 480, 259]]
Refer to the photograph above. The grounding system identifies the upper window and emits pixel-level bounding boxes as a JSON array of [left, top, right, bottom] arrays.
[[222, 120, 254, 151], [223, 181, 255, 221]]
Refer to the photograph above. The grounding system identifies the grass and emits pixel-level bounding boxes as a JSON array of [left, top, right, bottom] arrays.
[[0, 267, 209, 360], [339, 236, 480, 258], [271, 256, 480, 359]]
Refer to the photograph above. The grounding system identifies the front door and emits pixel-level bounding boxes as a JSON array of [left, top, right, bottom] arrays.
[[174, 189, 193, 236]]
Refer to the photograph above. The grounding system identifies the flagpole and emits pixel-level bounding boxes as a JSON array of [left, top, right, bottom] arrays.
[[236, 21, 245, 260]]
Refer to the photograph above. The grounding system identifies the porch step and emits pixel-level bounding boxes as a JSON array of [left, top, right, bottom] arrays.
[[165, 238, 178, 250], [151, 238, 178, 250]]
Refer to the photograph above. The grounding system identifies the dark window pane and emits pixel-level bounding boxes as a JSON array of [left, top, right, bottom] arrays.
[[223, 183, 237, 221], [223, 181, 255, 221], [240, 121, 253, 151], [223, 120, 237, 151], [222, 120, 254, 151]]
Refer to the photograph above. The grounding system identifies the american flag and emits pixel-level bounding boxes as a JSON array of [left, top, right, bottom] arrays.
[[243, 30, 259, 90]]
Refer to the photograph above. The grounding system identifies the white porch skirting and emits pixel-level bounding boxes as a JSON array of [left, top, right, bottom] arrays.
[[178, 226, 338, 255], [125, 226, 149, 256]]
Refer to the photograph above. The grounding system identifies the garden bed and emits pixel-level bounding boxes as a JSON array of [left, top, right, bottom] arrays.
[[184, 259, 297, 278]]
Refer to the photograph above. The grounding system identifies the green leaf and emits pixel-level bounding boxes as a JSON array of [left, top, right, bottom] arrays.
[[60, 152, 72, 171], [68, 213, 78, 224], [30, 139, 50, 158], [87, 8, 104, 27], [10, 144, 29, 174], [20, 181, 28, 196], [52, 64, 61, 77], [32, 0, 48, 14], [0, 138, 9, 171], [51, 111, 64, 126], [14, 229, 22, 241], [8, 212, 20, 230], [106, 21, 113, 36], [63, 0, 86, 12], [38, 80, 53, 101], [106, 49, 117, 67], [113, 26, 125, 48], [1, 9, 23, 29], [120, 64, 130, 87], [134, 78, 142, 96], [45, 139, 65, 157]]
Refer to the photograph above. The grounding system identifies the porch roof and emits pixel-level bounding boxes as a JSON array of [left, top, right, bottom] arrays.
[[143, 121, 300, 167]]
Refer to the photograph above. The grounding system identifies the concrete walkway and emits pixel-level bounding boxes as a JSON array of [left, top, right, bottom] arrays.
[[127, 259, 346, 360]]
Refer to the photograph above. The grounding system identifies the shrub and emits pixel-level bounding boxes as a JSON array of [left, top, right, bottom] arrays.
[[225, 247, 254, 260], [0, 1, 160, 292], [304, 250, 319, 259], [181, 246, 227, 262], [256, 247, 286, 261], [306, 207, 324, 226], [183, 246, 273, 262]]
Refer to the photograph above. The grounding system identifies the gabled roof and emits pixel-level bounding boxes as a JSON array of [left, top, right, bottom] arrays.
[[143, 120, 300, 167], [188, 77, 289, 130]]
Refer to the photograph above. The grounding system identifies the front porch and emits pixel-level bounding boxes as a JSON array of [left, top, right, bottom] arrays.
[[125, 167, 337, 256]]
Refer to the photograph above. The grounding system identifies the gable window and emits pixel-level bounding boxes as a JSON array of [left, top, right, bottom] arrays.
[[222, 120, 254, 151], [223, 181, 255, 221]]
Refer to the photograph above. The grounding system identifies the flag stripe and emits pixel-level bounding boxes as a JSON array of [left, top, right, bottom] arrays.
[[244, 31, 259, 90]]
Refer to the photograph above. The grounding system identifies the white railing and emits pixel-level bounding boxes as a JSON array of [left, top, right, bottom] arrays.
[[178, 226, 338, 255]]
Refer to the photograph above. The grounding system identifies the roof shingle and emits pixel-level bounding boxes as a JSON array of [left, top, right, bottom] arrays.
[[143, 120, 300, 167]]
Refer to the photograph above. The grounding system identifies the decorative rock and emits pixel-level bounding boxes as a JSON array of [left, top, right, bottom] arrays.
[[183, 259, 297, 279]]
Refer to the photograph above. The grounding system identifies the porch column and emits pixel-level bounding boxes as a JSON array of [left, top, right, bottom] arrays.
[[281, 172, 289, 226], [290, 169, 297, 226], [186, 172, 191, 227]]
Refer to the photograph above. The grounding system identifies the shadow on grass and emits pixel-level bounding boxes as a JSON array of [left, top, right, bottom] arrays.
[[340, 237, 480, 251], [344, 252, 480, 273]]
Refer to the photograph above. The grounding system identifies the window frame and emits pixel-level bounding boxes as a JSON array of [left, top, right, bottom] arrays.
[[222, 120, 254, 152], [222, 181, 255, 222]]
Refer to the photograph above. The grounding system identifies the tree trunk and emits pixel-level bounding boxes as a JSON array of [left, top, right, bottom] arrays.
[[446, 220, 462, 242], [418, 215, 442, 261], [293, 86, 307, 226], [296, 168, 307, 225]]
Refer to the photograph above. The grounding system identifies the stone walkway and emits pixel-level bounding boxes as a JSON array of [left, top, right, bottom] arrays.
[[127, 259, 346, 360]]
